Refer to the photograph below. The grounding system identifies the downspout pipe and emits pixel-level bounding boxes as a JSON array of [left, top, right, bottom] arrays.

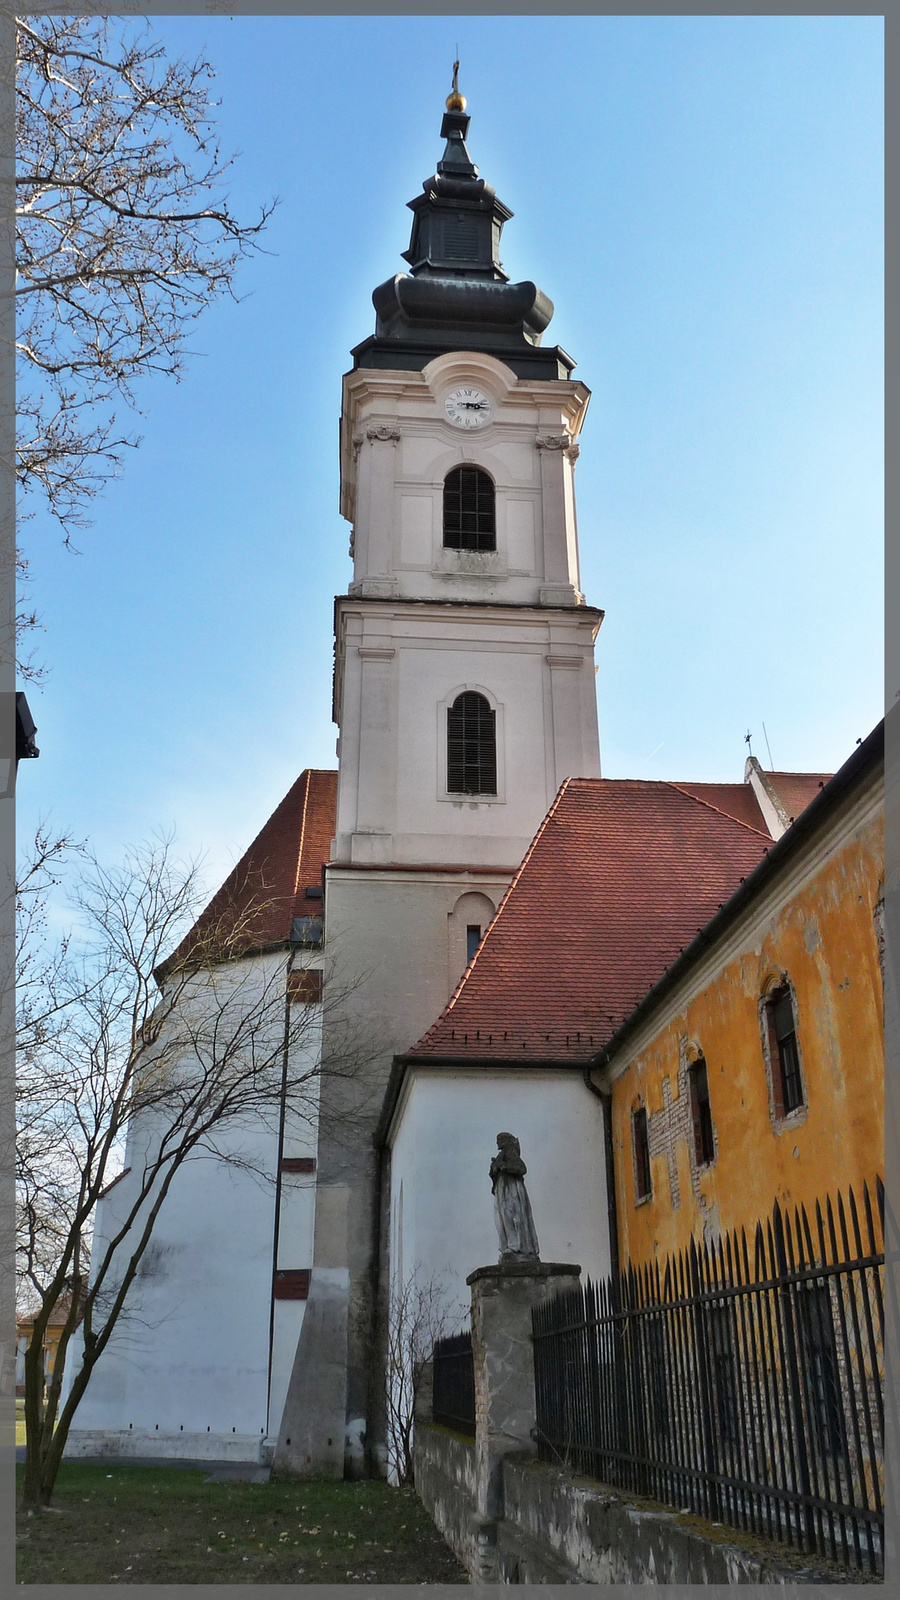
[[583, 1069, 620, 1285], [267, 945, 297, 1438]]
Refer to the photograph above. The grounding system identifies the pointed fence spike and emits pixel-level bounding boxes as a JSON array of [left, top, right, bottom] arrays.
[[800, 1200, 817, 1267], [848, 1182, 865, 1257], [836, 1187, 852, 1257], [862, 1178, 878, 1253], [824, 1191, 840, 1260]]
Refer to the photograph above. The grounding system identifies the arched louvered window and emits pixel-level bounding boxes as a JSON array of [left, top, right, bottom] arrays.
[[447, 692, 496, 795], [443, 467, 496, 551]]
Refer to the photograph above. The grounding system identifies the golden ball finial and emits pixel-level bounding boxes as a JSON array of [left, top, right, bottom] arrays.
[[446, 59, 466, 113]]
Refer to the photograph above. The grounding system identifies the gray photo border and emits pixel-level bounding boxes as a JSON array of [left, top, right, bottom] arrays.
[[2, 4, 890, 1598]]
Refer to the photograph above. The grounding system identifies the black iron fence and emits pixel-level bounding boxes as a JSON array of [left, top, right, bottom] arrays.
[[532, 1179, 885, 1575], [432, 1329, 475, 1437]]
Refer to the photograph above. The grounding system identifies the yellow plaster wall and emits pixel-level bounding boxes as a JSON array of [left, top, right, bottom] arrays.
[[611, 808, 883, 1269]]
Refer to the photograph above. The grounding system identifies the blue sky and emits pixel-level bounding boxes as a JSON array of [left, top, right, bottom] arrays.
[[18, 13, 883, 900]]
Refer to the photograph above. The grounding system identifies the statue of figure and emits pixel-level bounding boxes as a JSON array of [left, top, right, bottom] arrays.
[[490, 1133, 540, 1262]]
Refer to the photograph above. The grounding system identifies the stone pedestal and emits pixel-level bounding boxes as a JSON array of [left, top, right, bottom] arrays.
[[466, 1259, 581, 1580]]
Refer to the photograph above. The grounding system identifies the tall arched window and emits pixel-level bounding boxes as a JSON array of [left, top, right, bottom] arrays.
[[761, 982, 805, 1117], [443, 466, 496, 551], [447, 692, 496, 795], [687, 1053, 715, 1166]]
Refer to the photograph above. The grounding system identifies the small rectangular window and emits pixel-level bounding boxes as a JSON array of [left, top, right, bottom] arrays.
[[632, 1107, 651, 1200], [466, 925, 481, 962], [689, 1058, 715, 1166]]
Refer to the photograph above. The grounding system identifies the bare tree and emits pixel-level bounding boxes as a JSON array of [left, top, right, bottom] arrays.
[[15, 552, 45, 684], [15, 14, 274, 537], [385, 1268, 463, 1487], [15, 829, 341, 1509]]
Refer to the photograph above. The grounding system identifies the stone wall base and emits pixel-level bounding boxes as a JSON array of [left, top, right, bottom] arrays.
[[414, 1423, 859, 1585], [63, 1429, 264, 1465], [413, 1422, 488, 1581]]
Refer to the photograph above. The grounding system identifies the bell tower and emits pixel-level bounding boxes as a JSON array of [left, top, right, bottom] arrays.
[[333, 82, 602, 871], [274, 75, 603, 1481]]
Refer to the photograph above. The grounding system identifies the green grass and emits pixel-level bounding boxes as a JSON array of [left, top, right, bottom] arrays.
[[16, 1400, 26, 1447], [16, 1463, 466, 1585]]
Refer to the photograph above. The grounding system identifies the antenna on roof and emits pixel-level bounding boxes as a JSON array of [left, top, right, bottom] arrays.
[[762, 722, 774, 769]]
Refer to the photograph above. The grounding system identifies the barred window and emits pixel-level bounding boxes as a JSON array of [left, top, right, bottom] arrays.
[[765, 985, 804, 1116], [710, 1305, 740, 1446], [447, 692, 496, 795], [799, 1282, 844, 1457], [443, 466, 496, 551]]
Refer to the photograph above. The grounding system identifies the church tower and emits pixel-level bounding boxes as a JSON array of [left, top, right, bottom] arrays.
[[274, 76, 602, 1479]]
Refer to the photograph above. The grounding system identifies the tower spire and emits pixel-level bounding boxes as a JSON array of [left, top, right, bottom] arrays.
[[446, 58, 465, 112], [353, 74, 577, 380], [437, 62, 477, 181]]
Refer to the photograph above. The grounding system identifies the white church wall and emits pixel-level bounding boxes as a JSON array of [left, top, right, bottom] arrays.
[[281, 997, 323, 1160], [65, 1111, 279, 1456], [62, 950, 323, 1462], [387, 1068, 611, 1320]]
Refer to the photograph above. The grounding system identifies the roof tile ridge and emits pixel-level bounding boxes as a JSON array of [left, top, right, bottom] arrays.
[[410, 778, 576, 1051], [768, 768, 832, 777], [666, 780, 770, 839], [291, 769, 314, 902]]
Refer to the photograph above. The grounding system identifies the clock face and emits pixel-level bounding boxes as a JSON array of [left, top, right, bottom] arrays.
[[444, 387, 492, 429]]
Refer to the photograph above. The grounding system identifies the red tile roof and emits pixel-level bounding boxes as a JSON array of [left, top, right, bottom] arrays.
[[162, 769, 337, 972], [767, 771, 832, 823], [671, 781, 768, 832], [407, 778, 773, 1064]]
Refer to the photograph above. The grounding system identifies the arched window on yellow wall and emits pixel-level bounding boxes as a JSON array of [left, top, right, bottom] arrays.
[[760, 980, 805, 1120], [631, 1104, 651, 1202]]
